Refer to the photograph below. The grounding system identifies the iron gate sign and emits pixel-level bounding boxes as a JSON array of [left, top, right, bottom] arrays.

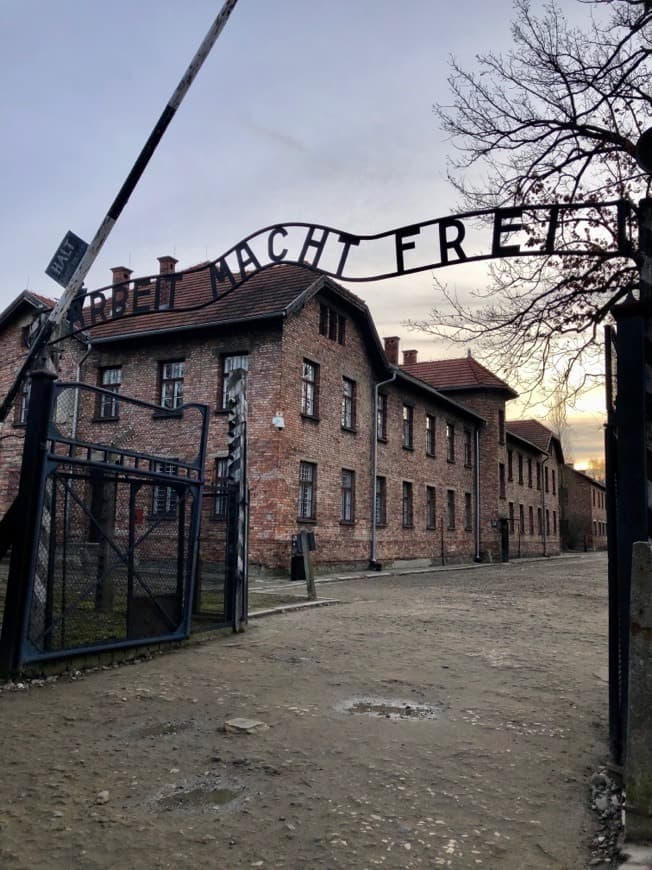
[[65, 199, 633, 331]]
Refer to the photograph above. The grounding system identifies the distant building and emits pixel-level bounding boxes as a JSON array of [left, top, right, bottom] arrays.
[[560, 465, 608, 551]]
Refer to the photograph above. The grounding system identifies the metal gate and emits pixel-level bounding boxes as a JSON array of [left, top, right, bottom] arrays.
[[0, 373, 211, 671]]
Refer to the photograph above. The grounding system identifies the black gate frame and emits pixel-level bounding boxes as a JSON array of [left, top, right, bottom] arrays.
[[0, 371, 211, 674], [606, 306, 648, 765]]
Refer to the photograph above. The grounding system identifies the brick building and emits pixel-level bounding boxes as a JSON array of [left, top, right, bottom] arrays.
[[0, 260, 573, 574], [560, 465, 608, 551]]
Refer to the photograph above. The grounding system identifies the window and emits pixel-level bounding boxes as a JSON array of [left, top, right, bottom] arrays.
[[97, 366, 121, 419], [464, 429, 472, 467], [519, 503, 525, 533], [377, 393, 388, 442], [592, 488, 596, 506], [464, 492, 472, 531], [319, 304, 345, 344], [426, 486, 436, 529], [15, 378, 30, 425], [426, 414, 436, 456], [341, 378, 356, 430], [545, 465, 550, 493], [509, 502, 515, 534], [537, 507, 543, 535], [518, 454, 524, 485], [341, 469, 355, 523], [553, 510, 557, 535], [528, 505, 534, 535], [298, 462, 317, 520], [536, 462, 542, 490], [498, 409, 505, 444], [446, 422, 455, 463], [507, 449, 513, 482], [214, 457, 229, 519], [221, 353, 249, 409], [152, 461, 179, 517], [402, 405, 414, 449], [527, 458, 533, 488], [160, 360, 184, 409], [375, 476, 387, 526], [447, 490, 456, 530], [402, 482, 414, 528], [301, 360, 319, 418], [552, 469, 557, 495], [546, 509, 550, 535], [499, 463, 506, 499]]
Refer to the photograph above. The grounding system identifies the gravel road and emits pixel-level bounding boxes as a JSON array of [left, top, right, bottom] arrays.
[[0, 553, 610, 869]]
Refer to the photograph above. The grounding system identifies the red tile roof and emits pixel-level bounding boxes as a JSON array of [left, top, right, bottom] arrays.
[[86, 263, 332, 342], [507, 419, 557, 454], [401, 356, 517, 397]]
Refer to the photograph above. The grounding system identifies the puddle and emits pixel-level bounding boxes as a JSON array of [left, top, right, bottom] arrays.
[[135, 719, 194, 738], [336, 697, 443, 720], [158, 786, 239, 810]]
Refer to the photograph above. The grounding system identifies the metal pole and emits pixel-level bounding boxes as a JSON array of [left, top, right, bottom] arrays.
[[0, 0, 240, 420], [639, 198, 652, 539]]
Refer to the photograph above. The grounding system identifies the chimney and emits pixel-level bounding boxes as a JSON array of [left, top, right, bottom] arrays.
[[158, 255, 178, 275], [111, 266, 132, 286], [403, 349, 417, 366], [384, 336, 400, 365]]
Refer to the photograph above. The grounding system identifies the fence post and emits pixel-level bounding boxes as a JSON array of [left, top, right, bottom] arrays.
[[625, 542, 652, 841], [0, 369, 56, 676]]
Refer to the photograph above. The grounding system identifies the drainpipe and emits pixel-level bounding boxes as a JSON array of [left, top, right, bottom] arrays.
[[541, 453, 549, 556], [474, 426, 481, 561], [370, 369, 397, 567], [71, 342, 93, 442]]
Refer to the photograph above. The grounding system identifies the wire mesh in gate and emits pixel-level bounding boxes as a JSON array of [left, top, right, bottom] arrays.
[[17, 380, 208, 665]]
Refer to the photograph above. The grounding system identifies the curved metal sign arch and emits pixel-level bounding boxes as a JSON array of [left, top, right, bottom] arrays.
[[66, 199, 634, 332]]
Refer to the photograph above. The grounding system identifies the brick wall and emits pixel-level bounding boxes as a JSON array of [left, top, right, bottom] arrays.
[[561, 466, 607, 551], [504, 439, 563, 557]]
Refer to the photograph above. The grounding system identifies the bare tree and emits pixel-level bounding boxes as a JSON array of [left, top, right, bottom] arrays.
[[545, 383, 575, 460], [409, 0, 652, 402]]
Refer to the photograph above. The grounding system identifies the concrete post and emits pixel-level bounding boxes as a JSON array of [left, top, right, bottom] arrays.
[[625, 541, 652, 842]]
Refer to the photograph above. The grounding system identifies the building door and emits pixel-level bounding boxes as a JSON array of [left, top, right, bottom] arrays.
[[500, 518, 509, 562]]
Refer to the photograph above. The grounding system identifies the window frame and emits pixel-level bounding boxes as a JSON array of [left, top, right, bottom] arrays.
[[426, 485, 436, 530], [402, 404, 414, 450], [341, 377, 357, 431], [426, 414, 436, 457], [446, 422, 456, 463], [152, 461, 179, 518], [464, 428, 472, 467], [340, 469, 355, 524], [447, 489, 456, 530], [301, 360, 320, 419], [464, 491, 473, 531], [298, 461, 317, 521], [402, 481, 414, 528], [96, 366, 122, 421], [499, 462, 506, 499], [159, 359, 185, 410], [377, 393, 388, 442]]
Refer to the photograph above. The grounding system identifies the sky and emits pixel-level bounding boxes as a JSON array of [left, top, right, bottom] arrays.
[[0, 0, 607, 465]]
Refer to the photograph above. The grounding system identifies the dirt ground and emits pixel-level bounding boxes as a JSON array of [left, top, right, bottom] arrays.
[[0, 553, 610, 869]]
